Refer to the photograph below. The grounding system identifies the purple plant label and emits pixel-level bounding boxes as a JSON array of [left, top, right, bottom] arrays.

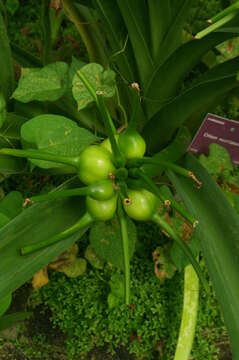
[[188, 113, 239, 165]]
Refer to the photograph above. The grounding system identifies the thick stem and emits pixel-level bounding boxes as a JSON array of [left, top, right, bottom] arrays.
[[132, 169, 197, 227], [174, 264, 199, 360], [153, 213, 208, 292], [127, 157, 201, 188], [97, 95, 125, 167], [208, 0, 239, 23], [21, 212, 93, 255], [118, 198, 130, 305], [0, 148, 80, 169], [196, 12, 237, 39], [31, 187, 89, 202]]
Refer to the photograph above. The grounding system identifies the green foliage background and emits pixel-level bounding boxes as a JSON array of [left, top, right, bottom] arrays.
[[0, 0, 236, 359]]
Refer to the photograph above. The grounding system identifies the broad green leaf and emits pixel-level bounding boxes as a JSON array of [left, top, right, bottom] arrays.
[[0, 312, 32, 331], [52, 97, 105, 134], [72, 63, 116, 110], [0, 294, 12, 317], [116, 0, 154, 87], [0, 11, 14, 100], [169, 155, 239, 359], [145, 18, 239, 118], [199, 143, 233, 178], [144, 56, 239, 153], [90, 217, 136, 270], [0, 191, 23, 220], [0, 178, 88, 298], [12, 62, 69, 103], [21, 114, 98, 169]]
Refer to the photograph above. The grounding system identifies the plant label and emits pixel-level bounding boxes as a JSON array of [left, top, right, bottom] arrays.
[[188, 113, 239, 165]]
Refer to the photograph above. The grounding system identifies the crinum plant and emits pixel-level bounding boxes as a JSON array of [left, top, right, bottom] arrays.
[[0, 1, 239, 358]]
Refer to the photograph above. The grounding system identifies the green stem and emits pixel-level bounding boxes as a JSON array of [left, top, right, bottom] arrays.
[[174, 264, 199, 360], [77, 71, 125, 166], [77, 70, 98, 104], [31, 187, 89, 202], [128, 86, 141, 131], [131, 169, 197, 227], [21, 212, 93, 255], [153, 213, 208, 292], [208, 0, 239, 24], [127, 158, 201, 188], [196, 12, 237, 39], [0, 148, 80, 169], [41, 0, 51, 65], [97, 94, 125, 167], [117, 198, 130, 305]]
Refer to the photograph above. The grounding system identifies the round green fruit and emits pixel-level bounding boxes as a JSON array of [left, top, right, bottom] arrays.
[[123, 189, 157, 221], [86, 194, 117, 221], [88, 180, 115, 201], [100, 134, 119, 154], [118, 130, 146, 159], [78, 145, 115, 185]]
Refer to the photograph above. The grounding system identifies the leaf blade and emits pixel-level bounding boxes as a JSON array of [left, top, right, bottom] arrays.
[[169, 155, 239, 359], [144, 56, 239, 153], [0, 179, 88, 298]]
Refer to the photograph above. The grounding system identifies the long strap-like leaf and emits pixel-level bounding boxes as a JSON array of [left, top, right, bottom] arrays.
[[117, 0, 154, 87], [0, 11, 14, 101], [148, 0, 172, 61], [145, 16, 239, 119], [159, 0, 193, 64], [144, 56, 239, 153], [94, 0, 135, 83], [0, 178, 88, 298], [62, 0, 108, 67], [169, 155, 239, 360]]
